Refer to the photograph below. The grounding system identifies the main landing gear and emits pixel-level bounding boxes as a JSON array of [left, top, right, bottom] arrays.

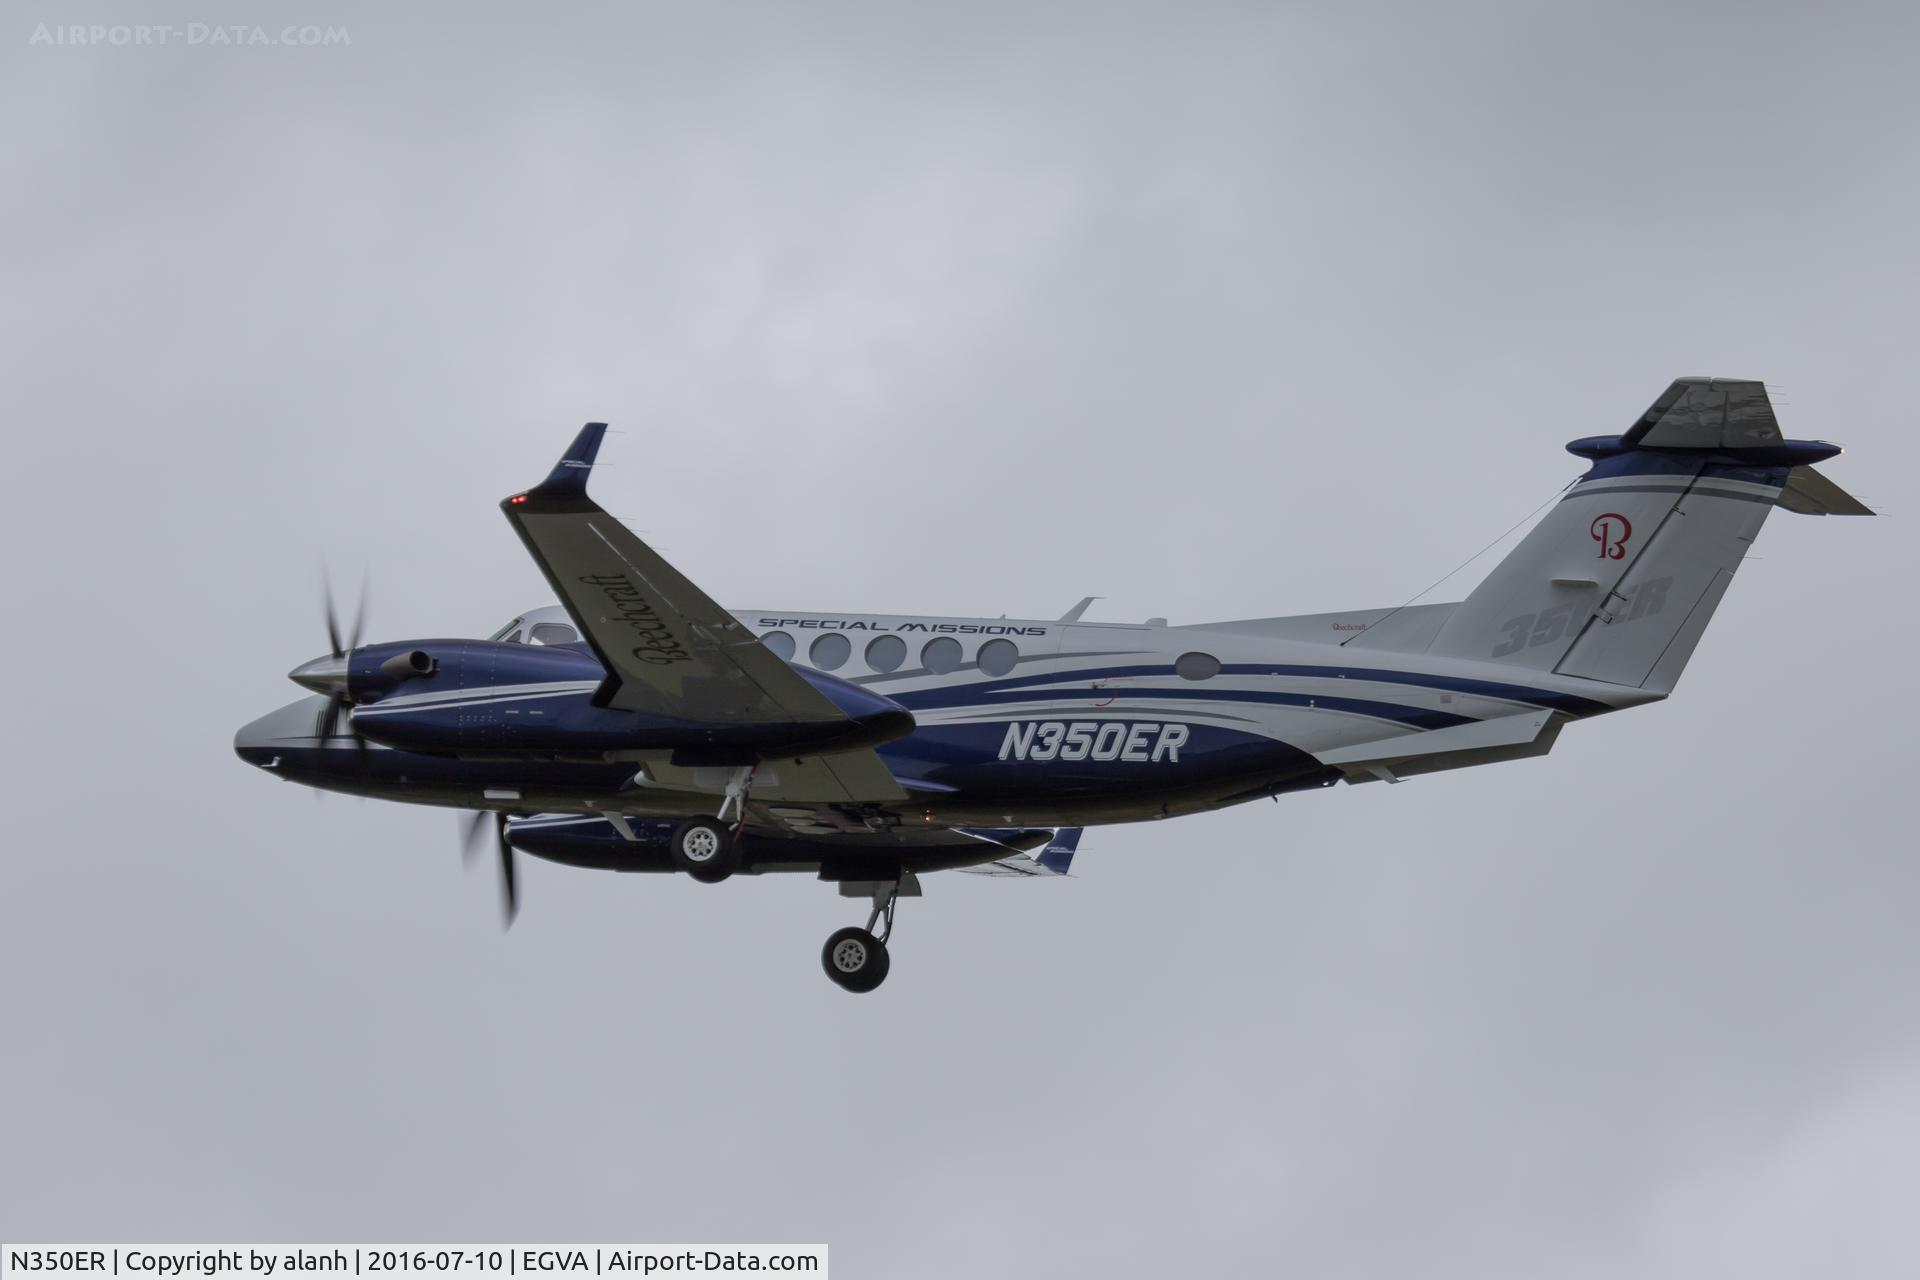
[[670, 765, 757, 883], [669, 817, 739, 883], [821, 874, 917, 994]]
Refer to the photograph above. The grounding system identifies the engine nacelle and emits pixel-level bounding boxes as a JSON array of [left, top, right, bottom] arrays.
[[344, 639, 913, 760]]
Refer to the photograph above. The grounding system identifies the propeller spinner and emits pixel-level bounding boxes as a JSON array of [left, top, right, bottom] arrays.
[[294, 577, 368, 753]]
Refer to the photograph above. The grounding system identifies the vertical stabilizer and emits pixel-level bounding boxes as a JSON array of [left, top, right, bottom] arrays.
[[1422, 378, 1867, 693]]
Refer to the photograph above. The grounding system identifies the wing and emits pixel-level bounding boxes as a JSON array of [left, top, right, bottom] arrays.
[[500, 424, 847, 725]]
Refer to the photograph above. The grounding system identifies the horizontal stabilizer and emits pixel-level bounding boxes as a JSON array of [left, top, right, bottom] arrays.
[[1776, 465, 1874, 516], [1625, 377, 1780, 450], [1314, 710, 1564, 783]]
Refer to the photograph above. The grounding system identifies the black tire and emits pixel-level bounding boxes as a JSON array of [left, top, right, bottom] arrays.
[[670, 817, 739, 883], [821, 926, 890, 993]]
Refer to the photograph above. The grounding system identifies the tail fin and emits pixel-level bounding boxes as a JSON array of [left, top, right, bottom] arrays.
[[1424, 378, 1870, 692]]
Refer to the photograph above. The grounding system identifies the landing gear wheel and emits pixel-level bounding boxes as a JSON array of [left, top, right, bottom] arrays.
[[821, 926, 890, 993], [671, 817, 739, 883]]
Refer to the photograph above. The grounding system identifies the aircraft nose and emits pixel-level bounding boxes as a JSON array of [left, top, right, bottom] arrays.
[[288, 653, 349, 695], [233, 696, 327, 769]]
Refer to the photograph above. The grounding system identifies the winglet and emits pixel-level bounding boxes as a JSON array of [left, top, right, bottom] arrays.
[[505, 422, 606, 512], [1037, 827, 1083, 874], [538, 422, 607, 495]]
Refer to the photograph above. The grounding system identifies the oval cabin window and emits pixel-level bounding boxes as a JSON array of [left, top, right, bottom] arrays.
[[809, 633, 851, 670], [1175, 651, 1221, 681], [865, 634, 906, 673], [976, 638, 1019, 677], [921, 637, 963, 675]]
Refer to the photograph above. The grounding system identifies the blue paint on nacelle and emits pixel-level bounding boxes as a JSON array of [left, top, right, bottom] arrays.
[[345, 637, 594, 703], [341, 638, 914, 760]]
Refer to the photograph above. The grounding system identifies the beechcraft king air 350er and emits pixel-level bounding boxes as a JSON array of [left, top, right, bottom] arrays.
[[235, 378, 1871, 991]]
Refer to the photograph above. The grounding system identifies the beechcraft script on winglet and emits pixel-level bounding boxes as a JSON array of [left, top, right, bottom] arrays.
[[235, 377, 1873, 992]]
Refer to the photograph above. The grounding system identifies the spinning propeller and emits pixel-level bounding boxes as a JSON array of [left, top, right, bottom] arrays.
[[295, 578, 519, 923], [294, 577, 370, 754], [461, 810, 520, 927]]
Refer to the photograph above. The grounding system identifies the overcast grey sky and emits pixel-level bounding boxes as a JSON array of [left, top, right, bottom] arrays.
[[3, 2, 1916, 1275]]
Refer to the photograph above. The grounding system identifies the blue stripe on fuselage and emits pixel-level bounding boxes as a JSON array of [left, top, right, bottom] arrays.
[[883, 663, 1612, 720], [970, 685, 1473, 730]]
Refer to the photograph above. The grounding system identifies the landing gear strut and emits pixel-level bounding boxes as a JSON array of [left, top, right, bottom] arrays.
[[821, 874, 915, 993], [717, 765, 754, 826]]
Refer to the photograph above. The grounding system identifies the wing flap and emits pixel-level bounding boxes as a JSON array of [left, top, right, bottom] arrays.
[[957, 854, 1061, 877], [632, 751, 906, 805]]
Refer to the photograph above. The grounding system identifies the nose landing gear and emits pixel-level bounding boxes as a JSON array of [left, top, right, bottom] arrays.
[[821, 873, 917, 993]]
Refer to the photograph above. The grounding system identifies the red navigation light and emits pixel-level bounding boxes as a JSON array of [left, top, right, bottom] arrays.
[[509, 494, 528, 504]]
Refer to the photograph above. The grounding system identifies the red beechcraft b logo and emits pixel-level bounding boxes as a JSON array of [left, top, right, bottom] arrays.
[[1590, 512, 1632, 559]]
